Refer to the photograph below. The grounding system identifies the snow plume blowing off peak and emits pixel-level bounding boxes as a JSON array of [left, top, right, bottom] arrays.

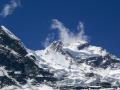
[[51, 19, 89, 45]]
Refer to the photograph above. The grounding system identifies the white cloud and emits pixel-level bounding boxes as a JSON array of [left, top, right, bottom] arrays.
[[0, 0, 21, 17], [42, 33, 55, 48], [51, 19, 89, 45], [51, 19, 70, 44], [42, 19, 89, 48], [77, 22, 88, 41]]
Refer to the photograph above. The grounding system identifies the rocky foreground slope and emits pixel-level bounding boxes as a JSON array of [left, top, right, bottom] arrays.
[[0, 26, 120, 90]]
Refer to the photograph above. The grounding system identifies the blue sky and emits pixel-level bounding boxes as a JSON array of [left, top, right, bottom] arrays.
[[0, 0, 120, 56]]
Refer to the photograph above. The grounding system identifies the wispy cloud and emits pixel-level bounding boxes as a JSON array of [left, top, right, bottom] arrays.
[[43, 19, 89, 47], [51, 19, 89, 45], [0, 0, 21, 18], [77, 22, 88, 41], [43, 33, 55, 48], [51, 19, 70, 44]]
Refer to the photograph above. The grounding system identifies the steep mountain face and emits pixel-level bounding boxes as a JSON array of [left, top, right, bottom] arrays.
[[0, 26, 120, 90], [0, 26, 57, 89]]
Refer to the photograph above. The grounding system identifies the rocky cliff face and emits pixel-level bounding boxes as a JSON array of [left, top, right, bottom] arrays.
[[0, 26, 120, 90], [0, 26, 57, 89]]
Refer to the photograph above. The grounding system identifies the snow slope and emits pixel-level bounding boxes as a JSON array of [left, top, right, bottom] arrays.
[[35, 40, 120, 88], [1, 26, 120, 90]]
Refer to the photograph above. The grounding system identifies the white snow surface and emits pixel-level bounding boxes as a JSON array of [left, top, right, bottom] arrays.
[[35, 41, 120, 87], [1, 25, 120, 89], [1, 84, 55, 90], [63, 41, 108, 56]]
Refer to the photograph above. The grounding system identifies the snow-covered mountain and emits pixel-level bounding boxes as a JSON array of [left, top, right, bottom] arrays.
[[0, 26, 120, 90]]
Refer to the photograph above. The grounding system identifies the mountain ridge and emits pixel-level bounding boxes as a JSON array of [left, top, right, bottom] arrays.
[[0, 26, 120, 90]]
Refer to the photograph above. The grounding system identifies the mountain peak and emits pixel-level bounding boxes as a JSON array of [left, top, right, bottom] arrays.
[[48, 40, 63, 52], [1, 26, 120, 90]]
